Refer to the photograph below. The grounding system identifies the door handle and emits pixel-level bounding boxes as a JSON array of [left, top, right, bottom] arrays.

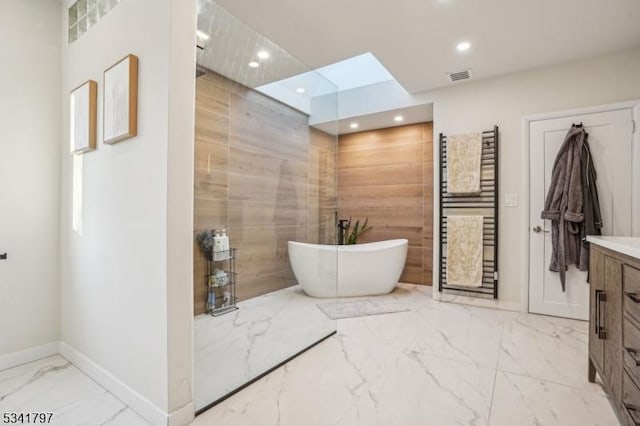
[[595, 289, 601, 335], [532, 226, 550, 234], [624, 403, 640, 426], [625, 347, 640, 366], [597, 291, 607, 340], [0, 253, 6, 260]]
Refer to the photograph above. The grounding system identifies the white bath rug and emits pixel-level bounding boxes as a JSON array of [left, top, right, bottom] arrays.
[[317, 300, 409, 320]]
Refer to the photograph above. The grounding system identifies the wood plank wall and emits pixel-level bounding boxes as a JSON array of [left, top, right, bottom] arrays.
[[193, 70, 337, 315], [338, 123, 434, 285]]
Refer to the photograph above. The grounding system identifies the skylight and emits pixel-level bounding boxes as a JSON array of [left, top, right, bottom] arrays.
[[255, 52, 397, 114], [316, 52, 395, 91]]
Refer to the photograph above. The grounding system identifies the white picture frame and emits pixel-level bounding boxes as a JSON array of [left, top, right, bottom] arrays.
[[103, 54, 138, 144], [70, 80, 97, 154]]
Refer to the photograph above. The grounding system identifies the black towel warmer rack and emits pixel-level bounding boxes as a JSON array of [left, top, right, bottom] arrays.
[[438, 126, 499, 298]]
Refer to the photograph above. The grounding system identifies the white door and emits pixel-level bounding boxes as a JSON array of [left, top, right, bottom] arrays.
[[529, 108, 634, 320]]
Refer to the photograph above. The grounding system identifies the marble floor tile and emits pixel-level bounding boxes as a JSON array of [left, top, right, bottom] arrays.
[[0, 283, 619, 426], [497, 313, 592, 388], [333, 351, 496, 426], [435, 291, 522, 312], [102, 408, 150, 426], [192, 334, 496, 426], [194, 285, 336, 410], [489, 372, 618, 426], [191, 336, 359, 426], [195, 284, 618, 426], [0, 356, 150, 426], [339, 291, 513, 369]]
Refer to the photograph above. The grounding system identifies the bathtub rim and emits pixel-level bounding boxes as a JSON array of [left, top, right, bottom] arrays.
[[288, 239, 408, 252]]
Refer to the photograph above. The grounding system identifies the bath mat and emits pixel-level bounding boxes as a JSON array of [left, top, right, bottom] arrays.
[[447, 215, 484, 287], [317, 300, 409, 320], [447, 132, 483, 194]]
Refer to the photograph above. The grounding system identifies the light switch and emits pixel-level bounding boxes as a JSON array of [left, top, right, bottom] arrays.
[[504, 193, 519, 207]]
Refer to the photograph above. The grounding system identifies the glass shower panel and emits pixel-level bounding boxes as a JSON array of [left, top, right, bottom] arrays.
[[193, 0, 339, 412]]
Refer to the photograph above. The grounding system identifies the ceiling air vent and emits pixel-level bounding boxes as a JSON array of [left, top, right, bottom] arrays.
[[447, 69, 472, 83]]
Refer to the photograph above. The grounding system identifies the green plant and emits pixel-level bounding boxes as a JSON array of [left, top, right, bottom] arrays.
[[344, 217, 371, 245]]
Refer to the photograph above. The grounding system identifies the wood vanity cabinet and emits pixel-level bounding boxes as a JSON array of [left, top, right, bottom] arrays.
[[589, 244, 640, 426]]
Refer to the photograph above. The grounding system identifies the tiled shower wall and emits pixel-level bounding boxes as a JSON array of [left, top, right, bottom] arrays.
[[193, 70, 337, 315], [338, 123, 434, 285]]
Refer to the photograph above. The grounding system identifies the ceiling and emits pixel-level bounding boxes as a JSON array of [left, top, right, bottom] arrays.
[[197, 0, 311, 90], [214, 0, 640, 93], [313, 104, 434, 136], [196, 0, 433, 135]]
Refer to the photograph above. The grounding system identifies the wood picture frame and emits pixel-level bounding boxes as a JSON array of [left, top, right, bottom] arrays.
[[103, 54, 138, 144], [70, 80, 98, 154]]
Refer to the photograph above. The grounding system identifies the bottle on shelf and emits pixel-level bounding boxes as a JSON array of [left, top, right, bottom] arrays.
[[213, 269, 228, 287], [213, 229, 224, 261], [221, 229, 230, 259], [207, 291, 216, 312]]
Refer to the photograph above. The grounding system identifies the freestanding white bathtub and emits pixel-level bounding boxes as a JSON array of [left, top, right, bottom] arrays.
[[288, 239, 408, 298]]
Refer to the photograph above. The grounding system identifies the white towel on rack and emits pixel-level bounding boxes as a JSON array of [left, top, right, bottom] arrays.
[[447, 215, 484, 287], [447, 132, 483, 194]]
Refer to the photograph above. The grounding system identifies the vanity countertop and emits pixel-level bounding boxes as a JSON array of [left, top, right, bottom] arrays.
[[586, 236, 640, 260]]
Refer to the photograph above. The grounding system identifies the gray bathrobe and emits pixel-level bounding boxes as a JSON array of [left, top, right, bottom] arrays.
[[579, 137, 603, 271], [541, 127, 585, 290]]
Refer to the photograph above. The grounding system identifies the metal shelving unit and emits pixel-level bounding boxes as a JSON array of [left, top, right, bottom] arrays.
[[206, 248, 238, 316]]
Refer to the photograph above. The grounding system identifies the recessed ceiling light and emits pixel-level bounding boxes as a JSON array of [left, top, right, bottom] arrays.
[[394, 115, 404, 122], [457, 41, 471, 52], [257, 50, 270, 60], [196, 30, 210, 40], [296, 87, 306, 94], [248, 61, 260, 68], [350, 123, 359, 129]]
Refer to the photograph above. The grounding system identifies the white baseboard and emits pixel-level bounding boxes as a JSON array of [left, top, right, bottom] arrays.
[[2, 342, 194, 426], [58, 342, 170, 426], [168, 402, 195, 426], [0, 342, 60, 371]]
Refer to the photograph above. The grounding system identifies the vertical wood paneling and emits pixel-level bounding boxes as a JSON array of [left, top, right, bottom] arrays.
[[228, 83, 307, 303], [310, 128, 338, 244], [194, 72, 230, 315], [193, 70, 336, 315], [338, 123, 433, 285]]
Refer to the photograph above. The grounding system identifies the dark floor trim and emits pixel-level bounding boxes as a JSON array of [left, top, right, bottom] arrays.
[[195, 330, 337, 416]]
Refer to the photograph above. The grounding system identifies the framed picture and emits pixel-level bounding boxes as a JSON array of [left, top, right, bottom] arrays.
[[70, 80, 97, 154], [103, 54, 138, 144]]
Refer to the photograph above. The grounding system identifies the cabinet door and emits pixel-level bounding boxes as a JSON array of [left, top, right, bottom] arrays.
[[623, 264, 640, 325], [604, 255, 623, 404], [589, 248, 605, 373]]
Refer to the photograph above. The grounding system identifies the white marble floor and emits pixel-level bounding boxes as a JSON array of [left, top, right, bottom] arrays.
[[0, 284, 620, 426], [193, 284, 620, 426], [0, 356, 149, 426], [195, 285, 336, 410]]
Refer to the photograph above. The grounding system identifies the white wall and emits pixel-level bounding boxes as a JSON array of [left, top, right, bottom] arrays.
[[59, 0, 195, 424], [419, 47, 640, 304], [311, 80, 427, 126], [166, 0, 196, 419], [0, 0, 61, 358]]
